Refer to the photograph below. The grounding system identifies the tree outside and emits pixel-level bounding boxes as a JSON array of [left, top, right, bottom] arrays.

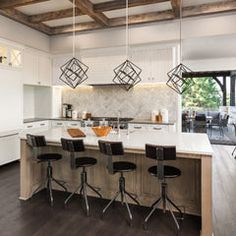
[[182, 77, 222, 110]]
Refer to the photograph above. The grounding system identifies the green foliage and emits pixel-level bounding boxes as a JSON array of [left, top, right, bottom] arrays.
[[182, 77, 222, 109]]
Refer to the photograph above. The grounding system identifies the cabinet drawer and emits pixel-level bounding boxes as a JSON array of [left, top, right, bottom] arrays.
[[23, 121, 50, 130], [147, 125, 169, 132], [51, 121, 64, 127], [128, 124, 146, 130], [65, 121, 81, 128]]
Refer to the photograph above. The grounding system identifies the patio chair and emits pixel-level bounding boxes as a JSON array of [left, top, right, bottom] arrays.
[[209, 114, 229, 137], [193, 114, 207, 133]]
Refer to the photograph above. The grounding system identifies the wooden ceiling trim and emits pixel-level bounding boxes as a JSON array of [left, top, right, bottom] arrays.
[[29, 8, 82, 23], [0, 8, 51, 34], [94, 0, 169, 13], [183, 1, 236, 18], [71, 0, 109, 26], [170, 0, 180, 17], [0, 0, 49, 9], [52, 10, 174, 35], [52, 22, 102, 35]]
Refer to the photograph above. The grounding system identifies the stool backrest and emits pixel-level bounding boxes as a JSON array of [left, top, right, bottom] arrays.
[[26, 134, 46, 147], [61, 138, 85, 169], [26, 134, 46, 160], [98, 140, 124, 174], [145, 144, 176, 180], [61, 138, 85, 152]]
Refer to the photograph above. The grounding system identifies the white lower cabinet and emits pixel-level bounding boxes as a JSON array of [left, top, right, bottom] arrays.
[[0, 132, 20, 165], [128, 123, 176, 132], [23, 120, 50, 130], [51, 120, 81, 128]]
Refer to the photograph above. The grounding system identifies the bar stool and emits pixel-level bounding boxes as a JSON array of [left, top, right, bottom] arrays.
[[26, 134, 67, 206], [61, 138, 102, 216], [98, 140, 140, 225], [144, 144, 184, 231]]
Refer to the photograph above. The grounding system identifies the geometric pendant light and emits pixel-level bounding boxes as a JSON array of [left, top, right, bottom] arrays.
[[59, 0, 89, 89], [113, 0, 142, 91], [166, 0, 194, 94]]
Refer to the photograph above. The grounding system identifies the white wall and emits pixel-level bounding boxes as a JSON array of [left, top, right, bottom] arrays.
[[23, 86, 35, 119], [0, 15, 50, 52]]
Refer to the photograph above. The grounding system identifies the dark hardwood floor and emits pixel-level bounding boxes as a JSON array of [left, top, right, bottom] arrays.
[[0, 161, 202, 236], [212, 145, 236, 236]]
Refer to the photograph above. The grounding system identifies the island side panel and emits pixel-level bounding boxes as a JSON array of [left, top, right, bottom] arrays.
[[20, 139, 45, 200], [201, 156, 213, 236]]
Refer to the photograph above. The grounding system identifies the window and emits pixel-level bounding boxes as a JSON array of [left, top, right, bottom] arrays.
[[0, 46, 7, 65], [9, 49, 22, 67]]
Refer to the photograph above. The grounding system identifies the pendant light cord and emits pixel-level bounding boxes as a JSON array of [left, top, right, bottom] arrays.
[[179, 0, 182, 63], [72, 0, 76, 58], [125, 0, 129, 60]]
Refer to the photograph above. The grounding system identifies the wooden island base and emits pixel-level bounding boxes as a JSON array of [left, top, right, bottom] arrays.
[[20, 139, 212, 236]]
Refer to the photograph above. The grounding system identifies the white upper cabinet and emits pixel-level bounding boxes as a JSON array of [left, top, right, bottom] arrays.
[[130, 47, 173, 84], [23, 49, 52, 86]]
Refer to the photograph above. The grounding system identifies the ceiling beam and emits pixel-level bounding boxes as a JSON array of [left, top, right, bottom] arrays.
[[0, 0, 49, 9], [183, 1, 236, 18], [29, 8, 82, 23], [0, 8, 51, 35], [51, 10, 174, 35], [71, 0, 109, 26], [94, 0, 169, 12], [170, 0, 180, 17]]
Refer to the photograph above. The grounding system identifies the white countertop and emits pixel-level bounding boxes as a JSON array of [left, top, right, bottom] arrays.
[[20, 127, 213, 156]]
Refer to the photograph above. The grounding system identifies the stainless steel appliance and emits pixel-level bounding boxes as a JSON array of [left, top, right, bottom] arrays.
[[80, 117, 133, 129], [62, 103, 73, 118]]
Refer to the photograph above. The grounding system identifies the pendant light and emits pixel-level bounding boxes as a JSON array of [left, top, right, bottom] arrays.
[[112, 0, 142, 91], [59, 0, 89, 89], [166, 0, 194, 94]]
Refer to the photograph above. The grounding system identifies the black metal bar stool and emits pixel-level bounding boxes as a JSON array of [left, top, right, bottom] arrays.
[[61, 138, 102, 216], [26, 134, 67, 206], [144, 144, 184, 231], [98, 140, 140, 225]]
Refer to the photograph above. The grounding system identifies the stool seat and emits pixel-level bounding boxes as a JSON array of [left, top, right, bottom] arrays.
[[75, 157, 97, 168], [113, 161, 136, 173], [37, 153, 62, 162], [148, 165, 181, 178]]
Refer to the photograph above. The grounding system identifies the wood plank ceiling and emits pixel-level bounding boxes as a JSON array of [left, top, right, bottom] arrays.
[[0, 0, 235, 35]]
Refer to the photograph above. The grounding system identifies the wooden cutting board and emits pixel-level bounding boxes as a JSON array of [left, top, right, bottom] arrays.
[[67, 128, 86, 138]]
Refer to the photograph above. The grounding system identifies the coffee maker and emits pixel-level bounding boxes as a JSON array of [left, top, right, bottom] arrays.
[[62, 104, 73, 118]]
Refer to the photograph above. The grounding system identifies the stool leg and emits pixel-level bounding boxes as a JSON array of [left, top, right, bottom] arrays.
[[52, 178, 67, 192], [82, 184, 90, 216], [124, 190, 140, 205], [64, 184, 82, 205], [123, 191, 133, 221], [144, 198, 162, 224], [47, 162, 53, 205], [102, 191, 120, 215], [86, 183, 102, 198], [167, 196, 183, 218], [166, 201, 180, 231]]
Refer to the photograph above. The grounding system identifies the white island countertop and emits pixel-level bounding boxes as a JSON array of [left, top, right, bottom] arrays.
[[20, 127, 213, 157]]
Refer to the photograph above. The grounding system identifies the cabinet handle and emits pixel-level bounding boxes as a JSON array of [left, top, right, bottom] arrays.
[[38, 81, 41, 85], [153, 127, 162, 130], [40, 123, 46, 126], [134, 126, 142, 129], [71, 124, 77, 126], [27, 125, 33, 128], [57, 123, 63, 125]]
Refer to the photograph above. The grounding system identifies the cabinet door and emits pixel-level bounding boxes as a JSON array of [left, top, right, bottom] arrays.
[[51, 120, 65, 127], [38, 55, 52, 86], [130, 49, 150, 83], [128, 123, 146, 131], [151, 48, 172, 83], [0, 134, 20, 165], [65, 121, 81, 128], [23, 51, 38, 85], [146, 124, 169, 132]]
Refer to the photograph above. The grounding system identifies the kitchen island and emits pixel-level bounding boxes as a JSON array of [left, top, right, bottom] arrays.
[[19, 128, 213, 236]]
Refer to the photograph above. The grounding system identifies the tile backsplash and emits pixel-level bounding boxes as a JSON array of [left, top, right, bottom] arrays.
[[62, 84, 178, 121]]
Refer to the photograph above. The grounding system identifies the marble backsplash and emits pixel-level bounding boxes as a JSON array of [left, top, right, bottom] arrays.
[[62, 84, 178, 121]]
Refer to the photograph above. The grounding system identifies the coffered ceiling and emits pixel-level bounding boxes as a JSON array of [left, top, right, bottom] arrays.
[[0, 0, 235, 35]]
